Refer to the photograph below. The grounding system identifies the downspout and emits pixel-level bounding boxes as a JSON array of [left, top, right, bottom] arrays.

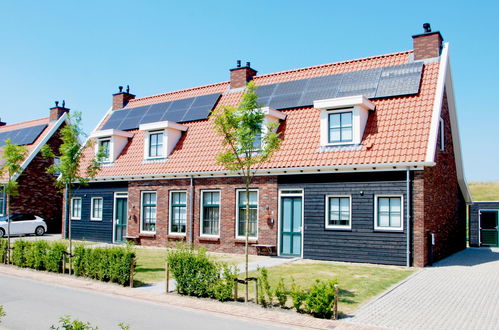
[[406, 167, 411, 267], [189, 176, 194, 246], [65, 184, 69, 239]]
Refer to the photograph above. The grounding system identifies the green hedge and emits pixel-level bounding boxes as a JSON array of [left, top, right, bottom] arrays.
[[11, 240, 66, 272], [167, 247, 237, 301], [0, 239, 7, 264], [73, 245, 135, 286]]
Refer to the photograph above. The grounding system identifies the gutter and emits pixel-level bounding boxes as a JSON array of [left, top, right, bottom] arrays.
[[189, 176, 194, 246], [406, 167, 411, 267]]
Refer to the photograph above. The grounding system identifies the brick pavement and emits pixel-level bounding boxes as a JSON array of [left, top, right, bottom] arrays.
[[348, 248, 499, 330]]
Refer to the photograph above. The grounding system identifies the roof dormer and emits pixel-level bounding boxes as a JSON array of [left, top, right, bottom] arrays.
[[139, 121, 188, 160], [314, 95, 375, 147], [90, 129, 133, 164]]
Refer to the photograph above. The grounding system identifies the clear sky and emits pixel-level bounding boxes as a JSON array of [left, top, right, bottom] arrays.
[[0, 0, 498, 182]]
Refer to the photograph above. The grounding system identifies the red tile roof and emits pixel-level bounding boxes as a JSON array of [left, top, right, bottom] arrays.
[[81, 50, 441, 178]]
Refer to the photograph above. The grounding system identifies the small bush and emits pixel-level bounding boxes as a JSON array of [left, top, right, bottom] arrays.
[[304, 279, 338, 319], [46, 243, 67, 273], [274, 277, 288, 308], [0, 305, 5, 324], [257, 267, 273, 307], [290, 277, 307, 312], [50, 315, 98, 330], [25, 240, 49, 270], [212, 264, 238, 302], [0, 239, 7, 263], [12, 240, 30, 267], [73, 245, 88, 277]]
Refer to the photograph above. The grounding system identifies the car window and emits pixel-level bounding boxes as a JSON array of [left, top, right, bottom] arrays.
[[11, 214, 36, 221]]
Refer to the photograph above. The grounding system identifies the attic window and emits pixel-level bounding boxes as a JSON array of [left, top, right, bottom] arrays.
[[147, 131, 164, 158], [315, 95, 375, 147], [90, 129, 134, 164], [139, 121, 187, 160], [98, 138, 111, 162], [251, 107, 286, 152]]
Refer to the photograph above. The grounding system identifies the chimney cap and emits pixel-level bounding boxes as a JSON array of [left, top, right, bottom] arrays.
[[113, 85, 135, 96], [423, 23, 431, 33]]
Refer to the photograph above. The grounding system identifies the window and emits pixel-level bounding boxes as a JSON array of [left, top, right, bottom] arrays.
[[141, 192, 157, 233], [375, 196, 403, 231], [0, 188, 4, 216], [201, 191, 220, 236], [98, 139, 111, 162], [91, 197, 103, 220], [170, 191, 187, 234], [53, 157, 61, 176], [439, 117, 445, 151], [71, 198, 82, 220], [328, 111, 353, 143], [148, 131, 164, 158], [237, 190, 258, 238], [325, 196, 351, 229]]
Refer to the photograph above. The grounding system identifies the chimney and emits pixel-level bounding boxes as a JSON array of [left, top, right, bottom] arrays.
[[49, 100, 70, 121], [113, 85, 135, 110], [412, 23, 443, 60], [230, 60, 257, 89], [0, 118, 5, 126]]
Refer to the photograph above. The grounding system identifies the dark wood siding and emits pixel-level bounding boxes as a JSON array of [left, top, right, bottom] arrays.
[[469, 201, 499, 246], [279, 172, 409, 266], [69, 183, 128, 243]]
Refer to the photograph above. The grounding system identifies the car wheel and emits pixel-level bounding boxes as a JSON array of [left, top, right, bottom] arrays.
[[35, 226, 45, 236], [0, 228, 4, 238]]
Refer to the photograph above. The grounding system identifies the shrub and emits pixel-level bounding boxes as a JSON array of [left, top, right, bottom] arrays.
[[73, 245, 88, 277], [0, 239, 7, 263], [11, 240, 30, 267], [212, 264, 238, 302], [46, 243, 67, 273], [304, 279, 338, 319], [0, 305, 5, 324], [257, 267, 273, 306], [274, 277, 288, 308], [25, 240, 49, 270], [290, 277, 307, 312], [50, 315, 98, 330]]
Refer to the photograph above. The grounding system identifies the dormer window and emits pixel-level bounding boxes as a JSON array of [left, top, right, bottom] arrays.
[[251, 107, 286, 152], [98, 138, 111, 162], [90, 129, 134, 164], [139, 121, 188, 160], [315, 95, 375, 146]]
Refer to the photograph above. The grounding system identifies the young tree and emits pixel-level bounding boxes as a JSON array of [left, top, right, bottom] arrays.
[[42, 112, 103, 274], [0, 139, 27, 263], [214, 81, 281, 302]]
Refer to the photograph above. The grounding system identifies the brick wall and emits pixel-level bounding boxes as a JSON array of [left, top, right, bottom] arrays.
[[127, 176, 278, 254], [412, 91, 467, 266], [412, 32, 443, 60], [10, 128, 64, 233], [230, 67, 257, 89]]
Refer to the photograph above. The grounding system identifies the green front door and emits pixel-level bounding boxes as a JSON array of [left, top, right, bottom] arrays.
[[280, 196, 302, 257], [114, 197, 128, 243], [480, 210, 499, 247]]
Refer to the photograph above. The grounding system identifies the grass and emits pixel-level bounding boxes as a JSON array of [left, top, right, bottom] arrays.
[[469, 182, 499, 201], [245, 260, 415, 316]]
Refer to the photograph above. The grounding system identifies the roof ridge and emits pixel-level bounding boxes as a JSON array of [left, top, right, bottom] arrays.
[[0, 117, 49, 132]]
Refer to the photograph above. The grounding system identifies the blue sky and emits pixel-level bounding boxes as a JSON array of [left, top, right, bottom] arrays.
[[0, 1, 498, 181]]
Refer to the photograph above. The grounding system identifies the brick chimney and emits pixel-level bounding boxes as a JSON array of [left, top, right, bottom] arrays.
[[113, 85, 135, 110], [412, 23, 443, 61], [0, 118, 5, 126], [230, 60, 257, 89], [49, 101, 70, 121]]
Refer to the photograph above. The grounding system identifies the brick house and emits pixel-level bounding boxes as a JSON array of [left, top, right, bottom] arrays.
[[69, 25, 470, 267], [0, 103, 70, 233]]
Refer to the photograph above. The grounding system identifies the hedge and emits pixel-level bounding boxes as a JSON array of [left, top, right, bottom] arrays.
[[11, 240, 66, 272], [73, 245, 135, 286], [0, 239, 7, 264]]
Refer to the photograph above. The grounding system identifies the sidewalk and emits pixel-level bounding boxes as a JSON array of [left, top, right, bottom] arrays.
[[0, 264, 371, 329]]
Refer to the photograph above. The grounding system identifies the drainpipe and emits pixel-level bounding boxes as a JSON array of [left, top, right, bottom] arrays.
[[65, 184, 69, 239], [189, 176, 194, 246], [406, 167, 411, 267]]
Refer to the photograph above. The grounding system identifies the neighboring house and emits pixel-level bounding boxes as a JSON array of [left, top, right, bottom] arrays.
[[0, 103, 69, 233], [469, 202, 499, 248], [71, 25, 470, 267]]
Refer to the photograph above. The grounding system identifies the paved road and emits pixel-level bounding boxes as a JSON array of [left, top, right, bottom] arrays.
[[348, 248, 499, 330], [0, 274, 284, 330]]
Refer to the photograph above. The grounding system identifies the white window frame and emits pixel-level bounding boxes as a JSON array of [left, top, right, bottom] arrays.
[[70, 197, 82, 220], [325, 195, 352, 230], [140, 191, 157, 234], [374, 195, 404, 232], [169, 190, 188, 236], [327, 110, 354, 144], [90, 197, 103, 221], [235, 189, 259, 240], [439, 117, 445, 151], [200, 190, 221, 238], [0, 189, 5, 216], [97, 138, 112, 163], [144, 130, 167, 160]]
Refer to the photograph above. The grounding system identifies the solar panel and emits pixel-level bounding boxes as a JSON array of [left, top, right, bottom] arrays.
[[256, 62, 424, 109], [101, 93, 221, 131], [0, 124, 48, 147]]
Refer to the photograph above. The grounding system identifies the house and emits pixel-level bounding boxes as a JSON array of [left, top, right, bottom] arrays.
[[70, 24, 470, 267], [469, 202, 499, 248], [0, 103, 69, 233]]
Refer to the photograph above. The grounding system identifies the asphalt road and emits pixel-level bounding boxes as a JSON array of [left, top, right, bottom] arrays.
[[0, 274, 285, 330]]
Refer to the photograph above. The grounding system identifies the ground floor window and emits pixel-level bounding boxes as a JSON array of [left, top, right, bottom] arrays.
[[237, 189, 258, 238], [201, 190, 220, 236], [170, 191, 187, 234], [375, 196, 403, 231], [71, 197, 82, 220], [325, 195, 351, 229], [91, 197, 103, 220], [141, 192, 157, 233]]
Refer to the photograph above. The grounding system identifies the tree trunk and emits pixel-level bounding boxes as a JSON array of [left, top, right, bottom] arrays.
[[6, 194, 10, 264], [244, 179, 250, 302], [67, 184, 73, 275]]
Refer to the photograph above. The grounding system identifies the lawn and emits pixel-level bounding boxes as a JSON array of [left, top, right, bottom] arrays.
[[469, 182, 499, 201], [246, 259, 415, 316]]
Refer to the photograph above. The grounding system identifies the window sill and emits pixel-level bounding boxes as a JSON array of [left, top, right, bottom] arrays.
[[235, 238, 258, 244], [90, 219, 103, 222], [374, 229, 404, 233], [139, 233, 156, 238], [167, 234, 186, 240], [199, 236, 220, 243], [70, 218, 81, 221], [325, 227, 352, 231]]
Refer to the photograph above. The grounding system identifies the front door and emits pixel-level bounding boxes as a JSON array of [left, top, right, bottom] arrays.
[[114, 197, 128, 243], [480, 210, 499, 247], [280, 194, 303, 257]]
